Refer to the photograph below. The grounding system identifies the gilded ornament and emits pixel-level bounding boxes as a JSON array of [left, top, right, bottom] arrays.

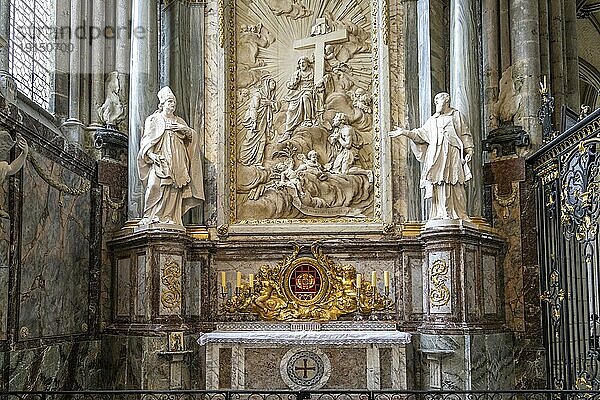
[[161, 259, 182, 309], [222, 244, 391, 321], [492, 182, 519, 220], [429, 259, 450, 308]]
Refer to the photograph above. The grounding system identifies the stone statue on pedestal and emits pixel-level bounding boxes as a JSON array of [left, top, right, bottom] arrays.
[[137, 86, 205, 227], [98, 71, 125, 129], [0, 132, 28, 218], [390, 92, 474, 222]]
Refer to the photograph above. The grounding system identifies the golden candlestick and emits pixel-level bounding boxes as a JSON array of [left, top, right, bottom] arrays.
[[384, 271, 389, 288], [371, 271, 376, 288]]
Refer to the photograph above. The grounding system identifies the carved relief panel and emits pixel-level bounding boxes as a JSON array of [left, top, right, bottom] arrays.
[[229, 0, 381, 223]]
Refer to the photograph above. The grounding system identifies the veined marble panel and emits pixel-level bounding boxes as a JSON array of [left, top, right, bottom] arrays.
[[219, 347, 232, 389], [117, 257, 131, 317], [0, 266, 8, 339], [465, 248, 477, 315], [100, 335, 201, 389], [136, 254, 147, 317], [7, 340, 101, 390], [245, 347, 287, 389], [19, 156, 90, 338], [410, 256, 423, 313], [482, 254, 498, 315], [203, 0, 221, 227], [185, 260, 202, 317]]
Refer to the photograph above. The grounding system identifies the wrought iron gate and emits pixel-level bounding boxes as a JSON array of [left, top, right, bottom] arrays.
[[531, 108, 600, 389]]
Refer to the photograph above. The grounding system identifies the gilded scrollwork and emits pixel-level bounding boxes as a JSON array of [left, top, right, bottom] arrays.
[[560, 137, 600, 244], [161, 259, 182, 310], [540, 255, 565, 338], [429, 259, 450, 308], [223, 244, 390, 321]]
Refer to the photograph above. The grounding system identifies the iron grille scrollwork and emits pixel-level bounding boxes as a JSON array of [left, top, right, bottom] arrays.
[[560, 137, 600, 389]]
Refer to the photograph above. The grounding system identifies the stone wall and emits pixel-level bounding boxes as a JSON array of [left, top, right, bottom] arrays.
[[0, 97, 103, 390]]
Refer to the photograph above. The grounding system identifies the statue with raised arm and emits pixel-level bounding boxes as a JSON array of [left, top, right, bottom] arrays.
[[389, 92, 474, 222], [137, 87, 205, 227], [0, 132, 28, 218]]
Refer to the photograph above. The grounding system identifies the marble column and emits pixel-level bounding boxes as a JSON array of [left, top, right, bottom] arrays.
[[60, 0, 85, 145], [366, 345, 381, 390], [115, 0, 131, 133], [128, 0, 159, 219], [482, 0, 499, 137], [563, 0, 579, 109], [510, 0, 541, 148], [417, 0, 432, 126], [0, 0, 15, 105], [90, 1, 106, 127], [449, 0, 482, 217], [498, 0, 511, 70], [186, 0, 206, 224]]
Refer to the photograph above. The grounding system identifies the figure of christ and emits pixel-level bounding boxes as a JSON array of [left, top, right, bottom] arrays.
[[279, 56, 317, 143]]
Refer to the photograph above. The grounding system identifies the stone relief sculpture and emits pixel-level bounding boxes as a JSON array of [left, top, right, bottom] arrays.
[[98, 71, 125, 128], [235, 0, 375, 220], [390, 92, 474, 222], [279, 56, 317, 142], [238, 24, 276, 89], [137, 87, 204, 226], [264, 0, 313, 19], [241, 77, 279, 166], [328, 112, 355, 174], [491, 65, 524, 129], [0, 132, 28, 218]]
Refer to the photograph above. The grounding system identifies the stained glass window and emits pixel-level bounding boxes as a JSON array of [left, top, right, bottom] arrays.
[[9, 0, 56, 110]]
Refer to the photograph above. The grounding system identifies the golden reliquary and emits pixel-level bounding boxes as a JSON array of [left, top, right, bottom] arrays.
[[220, 244, 393, 321]]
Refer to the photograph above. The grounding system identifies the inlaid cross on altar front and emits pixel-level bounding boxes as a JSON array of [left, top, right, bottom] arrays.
[[295, 358, 317, 378], [293, 18, 348, 84]]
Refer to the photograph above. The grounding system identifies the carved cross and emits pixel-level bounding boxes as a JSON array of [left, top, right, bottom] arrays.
[[295, 358, 317, 379], [293, 18, 349, 84]]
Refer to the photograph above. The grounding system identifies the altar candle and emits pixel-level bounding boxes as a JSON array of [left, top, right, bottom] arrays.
[[356, 273, 362, 289], [384, 271, 390, 288], [371, 271, 376, 288], [249, 274, 254, 288], [221, 271, 227, 289], [236, 271, 242, 288]]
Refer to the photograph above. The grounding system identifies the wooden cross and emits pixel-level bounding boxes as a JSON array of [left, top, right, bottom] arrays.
[[295, 358, 317, 379], [293, 18, 349, 84]]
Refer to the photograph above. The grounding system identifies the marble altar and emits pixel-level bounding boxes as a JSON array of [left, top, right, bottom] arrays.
[[199, 324, 412, 390]]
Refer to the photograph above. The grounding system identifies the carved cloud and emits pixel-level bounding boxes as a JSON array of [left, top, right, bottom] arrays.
[[264, 0, 313, 19]]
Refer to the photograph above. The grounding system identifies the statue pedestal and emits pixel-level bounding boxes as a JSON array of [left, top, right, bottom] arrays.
[[93, 126, 128, 163], [413, 224, 512, 389], [104, 229, 211, 389]]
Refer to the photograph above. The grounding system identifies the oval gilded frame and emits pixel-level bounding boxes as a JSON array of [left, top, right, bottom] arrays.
[[282, 257, 330, 306]]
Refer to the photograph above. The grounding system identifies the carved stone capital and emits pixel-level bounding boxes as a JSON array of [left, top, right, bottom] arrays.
[[483, 124, 530, 157]]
